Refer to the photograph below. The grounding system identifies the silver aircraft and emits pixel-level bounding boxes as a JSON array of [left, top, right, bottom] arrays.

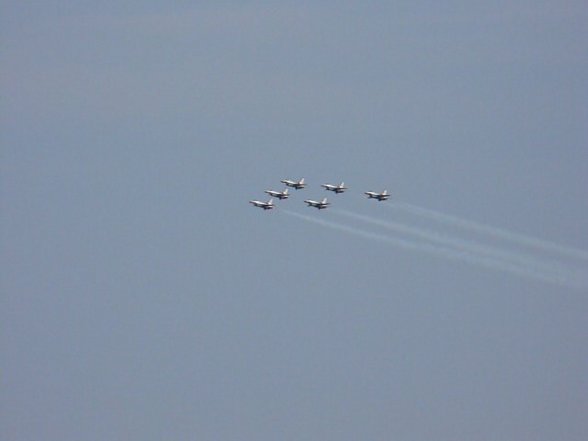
[[321, 182, 347, 194], [249, 198, 275, 210], [280, 177, 306, 190], [304, 197, 330, 210], [264, 188, 289, 200], [364, 190, 390, 201]]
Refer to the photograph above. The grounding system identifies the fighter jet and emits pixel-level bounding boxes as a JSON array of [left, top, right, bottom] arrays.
[[264, 188, 289, 200], [364, 190, 390, 201], [249, 198, 275, 210], [304, 197, 330, 210], [280, 177, 306, 190], [321, 182, 347, 194]]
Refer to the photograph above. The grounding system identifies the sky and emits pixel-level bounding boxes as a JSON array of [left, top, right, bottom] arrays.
[[2, 1, 588, 440]]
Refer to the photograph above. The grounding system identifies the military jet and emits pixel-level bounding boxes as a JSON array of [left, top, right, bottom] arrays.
[[364, 190, 390, 201], [304, 197, 330, 210], [249, 198, 275, 210], [264, 188, 289, 200], [321, 182, 347, 194], [280, 177, 306, 190]]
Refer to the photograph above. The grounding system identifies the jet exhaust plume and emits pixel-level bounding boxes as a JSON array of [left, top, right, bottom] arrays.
[[335, 209, 571, 277], [390, 201, 588, 261], [283, 210, 588, 290]]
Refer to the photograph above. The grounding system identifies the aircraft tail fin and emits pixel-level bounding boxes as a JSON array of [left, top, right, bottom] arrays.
[[299, 178, 305, 184], [322, 197, 328, 204]]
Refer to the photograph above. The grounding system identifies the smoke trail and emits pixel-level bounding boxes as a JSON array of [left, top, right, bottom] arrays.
[[282, 210, 587, 290], [391, 201, 588, 261], [335, 209, 570, 277]]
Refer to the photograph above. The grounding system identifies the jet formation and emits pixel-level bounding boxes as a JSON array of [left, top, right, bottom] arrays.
[[250, 178, 390, 211]]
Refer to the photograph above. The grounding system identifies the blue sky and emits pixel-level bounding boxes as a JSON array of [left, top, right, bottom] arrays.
[[2, 2, 588, 440]]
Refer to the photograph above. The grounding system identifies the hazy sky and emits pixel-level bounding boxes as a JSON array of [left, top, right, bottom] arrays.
[[2, 2, 588, 440]]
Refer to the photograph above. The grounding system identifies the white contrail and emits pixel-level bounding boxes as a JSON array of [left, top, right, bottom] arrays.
[[335, 209, 571, 277], [390, 201, 588, 261], [282, 210, 587, 289]]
